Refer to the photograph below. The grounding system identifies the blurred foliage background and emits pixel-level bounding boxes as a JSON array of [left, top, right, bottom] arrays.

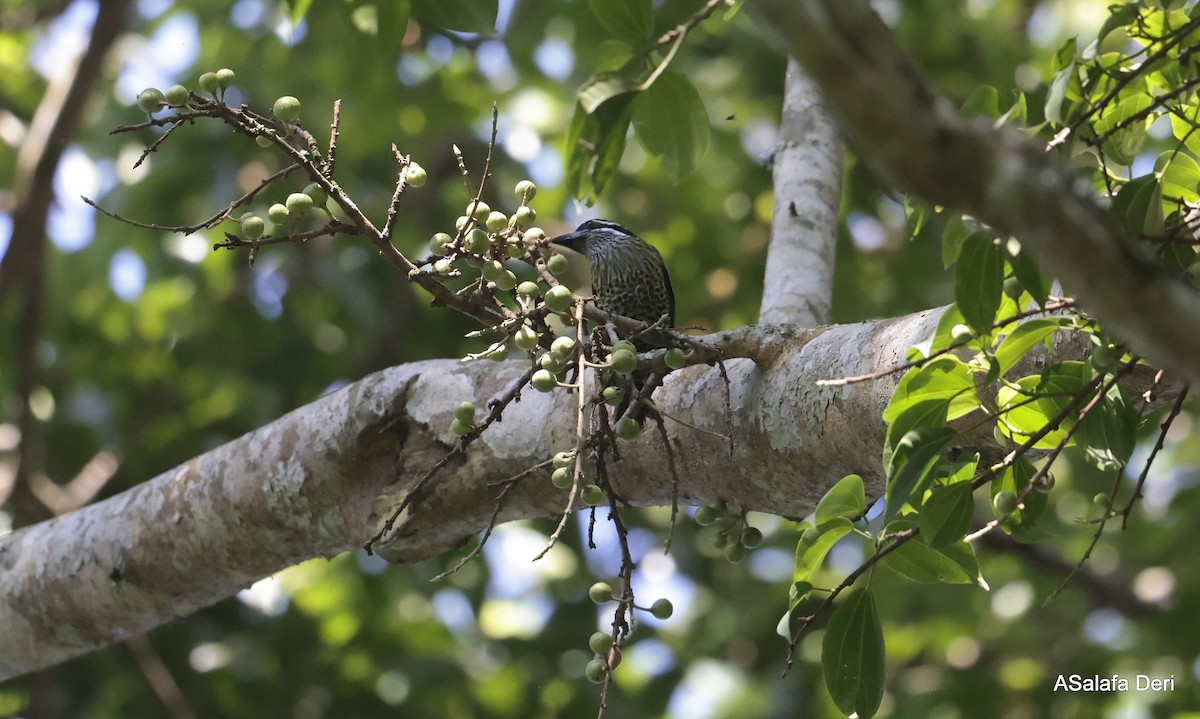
[[1, 0, 1198, 717]]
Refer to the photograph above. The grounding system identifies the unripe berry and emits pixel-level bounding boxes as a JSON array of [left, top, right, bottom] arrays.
[[514, 325, 539, 351], [482, 260, 506, 283], [255, 134, 274, 148], [1036, 473, 1056, 492], [544, 284, 572, 313], [515, 179, 537, 203], [664, 347, 687, 370], [993, 491, 1018, 515], [602, 386, 624, 406], [239, 214, 265, 240], [545, 253, 569, 276], [513, 205, 536, 227], [303, 182, 328, 207], [588, 631, 613, 655], [531, 369, 557, 392], [615, 417, 641, 441], [495, 270, 517, 291], [724, 541, 747, 563], [487, 346, 508, 362], [449, 417, 472, 436], [550, 336, 576, 358], [406, 162, 427, 187], [507, 241, 526, 259], [950, 324, 973, 343], [712, 532, 728, 550], [136, 88, 166, 114], [552, 451, 574, 469], [517, 281, 540, 298], [455, 215, 471, 231], [582, 484, 603, 505], [588, 582, 614, 603], [610, 349, 637, 376], [551, 466, 573, 489], [740, 526, 763, 548], [524, 227, 546, 242], [585, 658, 607, 684], [267, 203, 290, 225], [539, 352, 566, 375], [694, 504, 718, 526], [469, 201, 491, 221], [430, 232, 454, 256], [611, 340, 636, 355], [466, 229, 490, 255], [486, 211, 508, 233], [454, 401, 476, 424], [285, 192, 313, 218], [164, 84, 189, 107], [216, 68, 235, 89], [199, 72, 219, 94], [649, 598, 674, 620], [433, 258, 455, 275], [1003, 276, 1022, 299], [1093, 492, 1109, 508], [272, 95, 301, 123]]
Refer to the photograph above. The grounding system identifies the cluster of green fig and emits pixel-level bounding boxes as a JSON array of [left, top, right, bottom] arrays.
[[546, 449, 607, 505], [427, 179, 542, 283], [135, 68, 239, 115], [695, 501, 763, 563], [583, 582, 674, 683], [234, 181, 335, 241]]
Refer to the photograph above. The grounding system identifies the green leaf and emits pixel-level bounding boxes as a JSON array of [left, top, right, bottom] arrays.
[[1077, 384, 1137, 471], [883, 398, 949, 471], [1114, 174, 1164, 236], [776, 580, 815, 638], [962, 85, 1000, 118], [289, 0, 315, 25], [589, 0, 653, 41], [954, 233, 1004, 334], [1044, 65, 1074, 125], [633, 71, 709, 178], [941, 216, 972, 269], [989, 458, 1049, 541], [993, 318, 1071, 376], [412, 0, 496, 32], [822, 588, 885, 719], [882, 535, 976, 584], [919, 482, 974, 550], [1010, 240, 1050, 306], [814, 474, 866, 524], [884, 426, 957, 525], [996, 361, 1092, 449], [793, 518, 854, 584], [565, 97, 636, 202], [884, 355, 979, 424], [1158, 151, 1200, 205], [1098, 3, 1139, 42]]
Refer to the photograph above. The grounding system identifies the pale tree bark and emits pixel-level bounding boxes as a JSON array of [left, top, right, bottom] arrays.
[[759, 58, 842, 327], [748, 0, 1200, 385]]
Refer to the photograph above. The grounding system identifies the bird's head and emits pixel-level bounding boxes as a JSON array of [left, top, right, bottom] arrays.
[[548, 219, 638, 258]]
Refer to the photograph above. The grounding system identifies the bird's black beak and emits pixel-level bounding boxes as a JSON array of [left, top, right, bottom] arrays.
[[549, 230, 586, 253]]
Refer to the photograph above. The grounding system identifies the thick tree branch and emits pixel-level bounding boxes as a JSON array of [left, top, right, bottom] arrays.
[[760, 58, 842, 327], [0, 307, 1174, 680], [748, 0, 1200, 384]]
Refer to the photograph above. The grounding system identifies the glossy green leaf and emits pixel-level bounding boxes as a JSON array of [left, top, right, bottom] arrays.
[[989, 458, 1050, 541], [883, 398, 949, 470], [793, 518, 855, 584], [993, 318, 1071, 376], [1158, 151, 1200, 205], [1098, 3, 1139, 42], [565, 97, 636, 202], [1114, 174, 1164, 236], [822, 588, 885, 719], [633, 71, 709, 178], [941, 216, 972, 269], [589, 0, 653, 41], [884, 355, 979, 424], [962, 85, 1000, 118], [996, 361, 1092, 449], [920, 482, 974, 550], [955, 233, 1004, 334], [884, 426, 957, 525], [1077, 384, 1137, 471], [882, 535, 976, 584], [814, 474, 866, 524]]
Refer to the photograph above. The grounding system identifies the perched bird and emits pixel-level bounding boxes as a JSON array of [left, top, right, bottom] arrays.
[[549, 219, 675, 423], [548, 219, 675, 330]]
